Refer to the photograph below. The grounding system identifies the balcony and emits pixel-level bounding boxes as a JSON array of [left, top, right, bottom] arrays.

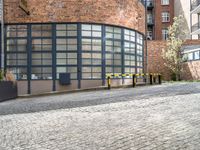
[[147, 14, 154, 26], [191, 22, 200, 35], [191, 0, 200, 14], [146, 0, 154, 10], [147, 19, 154, 26]]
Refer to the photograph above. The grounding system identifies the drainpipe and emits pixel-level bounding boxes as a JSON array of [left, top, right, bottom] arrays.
[[0, 0, 4, 69], [145, 0, 148, 74]]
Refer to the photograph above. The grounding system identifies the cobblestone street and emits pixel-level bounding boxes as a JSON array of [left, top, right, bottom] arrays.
[[1, 82, 200, 150]]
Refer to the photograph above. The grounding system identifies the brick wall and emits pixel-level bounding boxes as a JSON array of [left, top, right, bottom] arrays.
[[154, 0, 174, 40], [147, 40, 200, 81], [4, 0, 145, 33], [181, 61, 200, 80], [147, 40, 172, 80], [183, 39, 200, 45], [181, 40, 200, 80]]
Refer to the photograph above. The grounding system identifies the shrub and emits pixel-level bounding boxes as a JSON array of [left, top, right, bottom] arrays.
[[5, 71, 16, 84], [0, 70, 4, 81]]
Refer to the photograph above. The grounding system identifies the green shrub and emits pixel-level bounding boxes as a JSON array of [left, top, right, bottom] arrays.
[[0, 70, 4, 81]]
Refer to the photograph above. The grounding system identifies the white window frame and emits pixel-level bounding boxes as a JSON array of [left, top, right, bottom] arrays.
[[162, 12, 170, 22], [161, 0, 169, 5], [162, 29, 168, 40]]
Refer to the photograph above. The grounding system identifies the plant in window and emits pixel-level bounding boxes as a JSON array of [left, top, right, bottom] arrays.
[[162, 15, 187, 81], [5, 71, 16, 84], [0, 70, 4, 81]]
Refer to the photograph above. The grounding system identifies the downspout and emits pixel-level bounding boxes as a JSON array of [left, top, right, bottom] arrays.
[[1, 0, 4, 69], [145, 0, 148, 74]]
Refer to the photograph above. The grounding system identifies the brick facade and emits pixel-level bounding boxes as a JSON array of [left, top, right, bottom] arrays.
[[147, 40, 172, 80], [181, 40, 200, 80], [4, 0, 145, 34], [181, 61, 200, 80], [147, 40, 200, 81], [147, 0, 174, 40], [154, 0, 174, 40]]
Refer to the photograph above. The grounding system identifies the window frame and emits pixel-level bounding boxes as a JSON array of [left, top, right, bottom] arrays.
[[161, 0, 169, 5]]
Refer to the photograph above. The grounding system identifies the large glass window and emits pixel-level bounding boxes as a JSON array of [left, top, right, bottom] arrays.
[[5, 23, 144, 81], [105, 26, 122, 74], [124, 29, 136, 76], [6, 25, 27, 38], [56, 24, 78, 79], [81, 24, 102, 79], [137, 34, 143, 72], [56, 24, 77, 37], [6, 25, 28, 80], [31, 24, 52, 80]]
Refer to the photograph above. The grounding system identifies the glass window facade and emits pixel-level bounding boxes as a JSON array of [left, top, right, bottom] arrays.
[[81, 24, 102, 79], [31, 24, 52, 80], [5, 23, 144, 81], [124, 29, 136, 76], [56, 24, 78, 79], [105, 26, 122, 74], [6, 25, 28, 80]]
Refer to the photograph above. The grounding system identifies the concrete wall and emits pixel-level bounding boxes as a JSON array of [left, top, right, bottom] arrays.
[[4, 0, 145, 34], [31, 81, 53, 95], [174, 0, 198, 39], [81, 80, 102, 89], [17, 79, 139, 96], [17, 81, 28, 95], [56, 80, 78, 92]]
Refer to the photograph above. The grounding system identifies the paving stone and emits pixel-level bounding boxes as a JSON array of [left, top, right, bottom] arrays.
[[0, 82, 200, 149]]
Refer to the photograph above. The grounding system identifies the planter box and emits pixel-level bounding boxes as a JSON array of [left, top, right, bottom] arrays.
[[0, 81, 18, 102]]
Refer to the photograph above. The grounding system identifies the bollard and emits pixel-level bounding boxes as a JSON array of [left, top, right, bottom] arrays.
[[150, 74, 153, 85], [144, 75, 147, 84], [107, 76, 111, 90], [153, 75, 156, 83], [132, 74, 136, 87], [158, 75, 162, 84]]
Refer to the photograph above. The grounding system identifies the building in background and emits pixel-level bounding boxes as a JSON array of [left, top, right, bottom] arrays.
[[148, 0, 200, 81], [0, 0, 145, 95], [144, 0, 174, 40], [190, 0, 200, 39], [174, 0, 199, 40]]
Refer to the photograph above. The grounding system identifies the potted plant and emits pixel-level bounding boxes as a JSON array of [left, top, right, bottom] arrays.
[[0, 70, 18, 102]]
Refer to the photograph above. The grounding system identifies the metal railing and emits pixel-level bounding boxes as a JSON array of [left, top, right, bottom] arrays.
[[106, 73, 162, 90], [145, 0, 154, 7], [191, 0, 200, 11], [147, 18, 154, 25], [139, 0, 154, 7]]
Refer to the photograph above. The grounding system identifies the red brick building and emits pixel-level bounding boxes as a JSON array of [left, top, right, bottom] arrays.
[[0, 0, 146, 95], [146, 0, 174, 40]]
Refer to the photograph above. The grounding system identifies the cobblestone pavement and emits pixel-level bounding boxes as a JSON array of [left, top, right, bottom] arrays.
[[0, 82, 200, 150], [1, 82, 200, 115]]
